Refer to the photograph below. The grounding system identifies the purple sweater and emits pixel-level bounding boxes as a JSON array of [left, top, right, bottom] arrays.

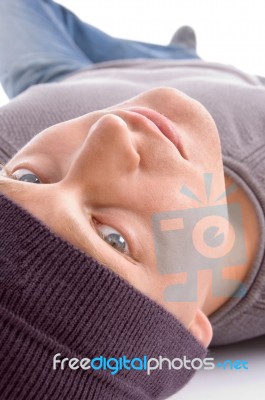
[[0, 59, 265, 346]]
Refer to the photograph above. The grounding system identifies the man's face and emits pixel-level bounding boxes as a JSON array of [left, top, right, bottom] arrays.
[[0, 87, 225, 336]]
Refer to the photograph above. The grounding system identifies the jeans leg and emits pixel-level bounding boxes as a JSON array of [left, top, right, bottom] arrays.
[[0, 0, 90, 98], [0, 0, 200, 99], [45, 1, 200, 63]]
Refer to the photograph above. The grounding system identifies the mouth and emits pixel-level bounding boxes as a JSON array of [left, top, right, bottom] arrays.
[[124, 106, 185, 158]]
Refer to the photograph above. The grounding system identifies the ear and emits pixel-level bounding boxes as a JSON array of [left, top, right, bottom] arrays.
[[188, 309, 213, 348]]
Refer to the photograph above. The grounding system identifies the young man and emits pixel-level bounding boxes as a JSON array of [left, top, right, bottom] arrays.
[[0, 1, 264, 399]]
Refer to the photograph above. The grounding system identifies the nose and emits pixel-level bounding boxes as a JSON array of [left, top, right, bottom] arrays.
[[87, 113, 140, 172], [63, 113, 140, 199]]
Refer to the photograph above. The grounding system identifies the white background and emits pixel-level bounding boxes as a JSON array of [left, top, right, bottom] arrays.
[[0, 0, 265, 105], [0, 1, 265, 398], [169, 335, 265, 399]]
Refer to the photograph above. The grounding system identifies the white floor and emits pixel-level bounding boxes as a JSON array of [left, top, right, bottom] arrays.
[[169, 335, 265, 399]]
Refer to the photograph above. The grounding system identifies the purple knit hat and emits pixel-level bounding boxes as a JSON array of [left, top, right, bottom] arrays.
[[0, 192, 208, 399]]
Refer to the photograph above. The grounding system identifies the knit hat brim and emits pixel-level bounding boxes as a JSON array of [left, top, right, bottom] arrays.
[[0, 192, 207, 399]]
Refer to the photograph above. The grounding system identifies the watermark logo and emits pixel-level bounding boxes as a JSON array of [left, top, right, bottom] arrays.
[[53, 354, 249, 375], [215, 359, 249, 370], [152, 173, 247, 301]]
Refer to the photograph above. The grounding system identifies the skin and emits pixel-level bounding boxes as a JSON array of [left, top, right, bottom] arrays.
[[0, 87, 260, 348]]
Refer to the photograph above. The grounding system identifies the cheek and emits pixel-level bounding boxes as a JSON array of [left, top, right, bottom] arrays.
[[140, 269, 197, 328], [157, 280, 197, 328], [163, 301, 197, 328], [188, 120, 222, 169]]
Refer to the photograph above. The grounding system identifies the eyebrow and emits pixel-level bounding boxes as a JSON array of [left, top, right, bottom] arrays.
[[0, 175, 29, 196], [62, 212, 139, 270], [62, 213, 106, 263]]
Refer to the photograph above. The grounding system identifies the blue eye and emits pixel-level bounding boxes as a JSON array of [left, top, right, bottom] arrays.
[[97, 225, 129, 255], [11, 169, 41, 184]]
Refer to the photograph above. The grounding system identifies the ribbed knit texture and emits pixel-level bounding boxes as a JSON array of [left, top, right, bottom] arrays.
[[0, 193, 207, 400], [0, 58, 265, 353], [210, 157, 265, 345]]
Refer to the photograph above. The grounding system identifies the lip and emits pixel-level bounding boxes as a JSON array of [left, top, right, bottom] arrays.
[[124, 106, 184, 156]]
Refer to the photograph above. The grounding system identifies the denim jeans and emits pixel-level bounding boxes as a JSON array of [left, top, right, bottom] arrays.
[[0, 0, 200, 99]]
